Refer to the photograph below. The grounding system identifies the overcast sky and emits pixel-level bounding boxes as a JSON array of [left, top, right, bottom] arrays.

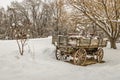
[[0, 0, 23, 9]]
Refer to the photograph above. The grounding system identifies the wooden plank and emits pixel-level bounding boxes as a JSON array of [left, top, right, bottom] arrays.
[[53, 34, 107, 48]]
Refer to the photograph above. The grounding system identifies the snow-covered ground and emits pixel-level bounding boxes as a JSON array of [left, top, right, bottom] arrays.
[[0, 37, 120, 80]]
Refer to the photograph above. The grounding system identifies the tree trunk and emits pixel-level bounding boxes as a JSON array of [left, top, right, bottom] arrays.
[[110, 38, 117, 49]]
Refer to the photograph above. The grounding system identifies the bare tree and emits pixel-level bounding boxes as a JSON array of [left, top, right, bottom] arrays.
[[14, 26, 28, 56], [0, 8, 9, 39], [6, 3, 30, 55], [69, 0, 120, 49], [24, 0, 42, 37], [50, 0, 71, 35]]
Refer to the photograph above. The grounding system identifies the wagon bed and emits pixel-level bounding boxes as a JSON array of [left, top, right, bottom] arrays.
[[56, 35, 107, 48]]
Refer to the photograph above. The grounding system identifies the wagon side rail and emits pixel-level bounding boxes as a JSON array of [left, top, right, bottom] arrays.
[[52, 34, 108, 48], [67, 37, 108, 48]]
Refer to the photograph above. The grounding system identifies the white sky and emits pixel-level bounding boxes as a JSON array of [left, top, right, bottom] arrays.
[[0, 0, 23, 9]]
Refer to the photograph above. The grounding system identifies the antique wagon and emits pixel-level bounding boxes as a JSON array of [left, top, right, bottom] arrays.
[[52, 33, 107, 66]]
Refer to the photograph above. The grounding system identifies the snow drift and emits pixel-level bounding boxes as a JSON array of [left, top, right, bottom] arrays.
[[0, 37, 120, 80]]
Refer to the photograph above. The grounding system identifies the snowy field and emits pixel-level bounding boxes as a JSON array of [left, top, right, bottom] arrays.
[[0, 37, 120, 80]]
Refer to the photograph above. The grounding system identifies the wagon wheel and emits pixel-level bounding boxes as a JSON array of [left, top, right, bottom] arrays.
[[73, 49, 87, 65], [96, 48, 104, 63], [55, 48, 67, 61]]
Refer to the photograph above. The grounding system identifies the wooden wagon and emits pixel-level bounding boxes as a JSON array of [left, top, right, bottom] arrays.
[[52, 33, 107, 66]]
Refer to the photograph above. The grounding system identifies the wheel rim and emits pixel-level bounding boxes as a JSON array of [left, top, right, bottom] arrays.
[[73, 49, 86, 65], [97, 48, 104, 63], [56, 49, 62, 60], [55, 48, 67, 61]]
